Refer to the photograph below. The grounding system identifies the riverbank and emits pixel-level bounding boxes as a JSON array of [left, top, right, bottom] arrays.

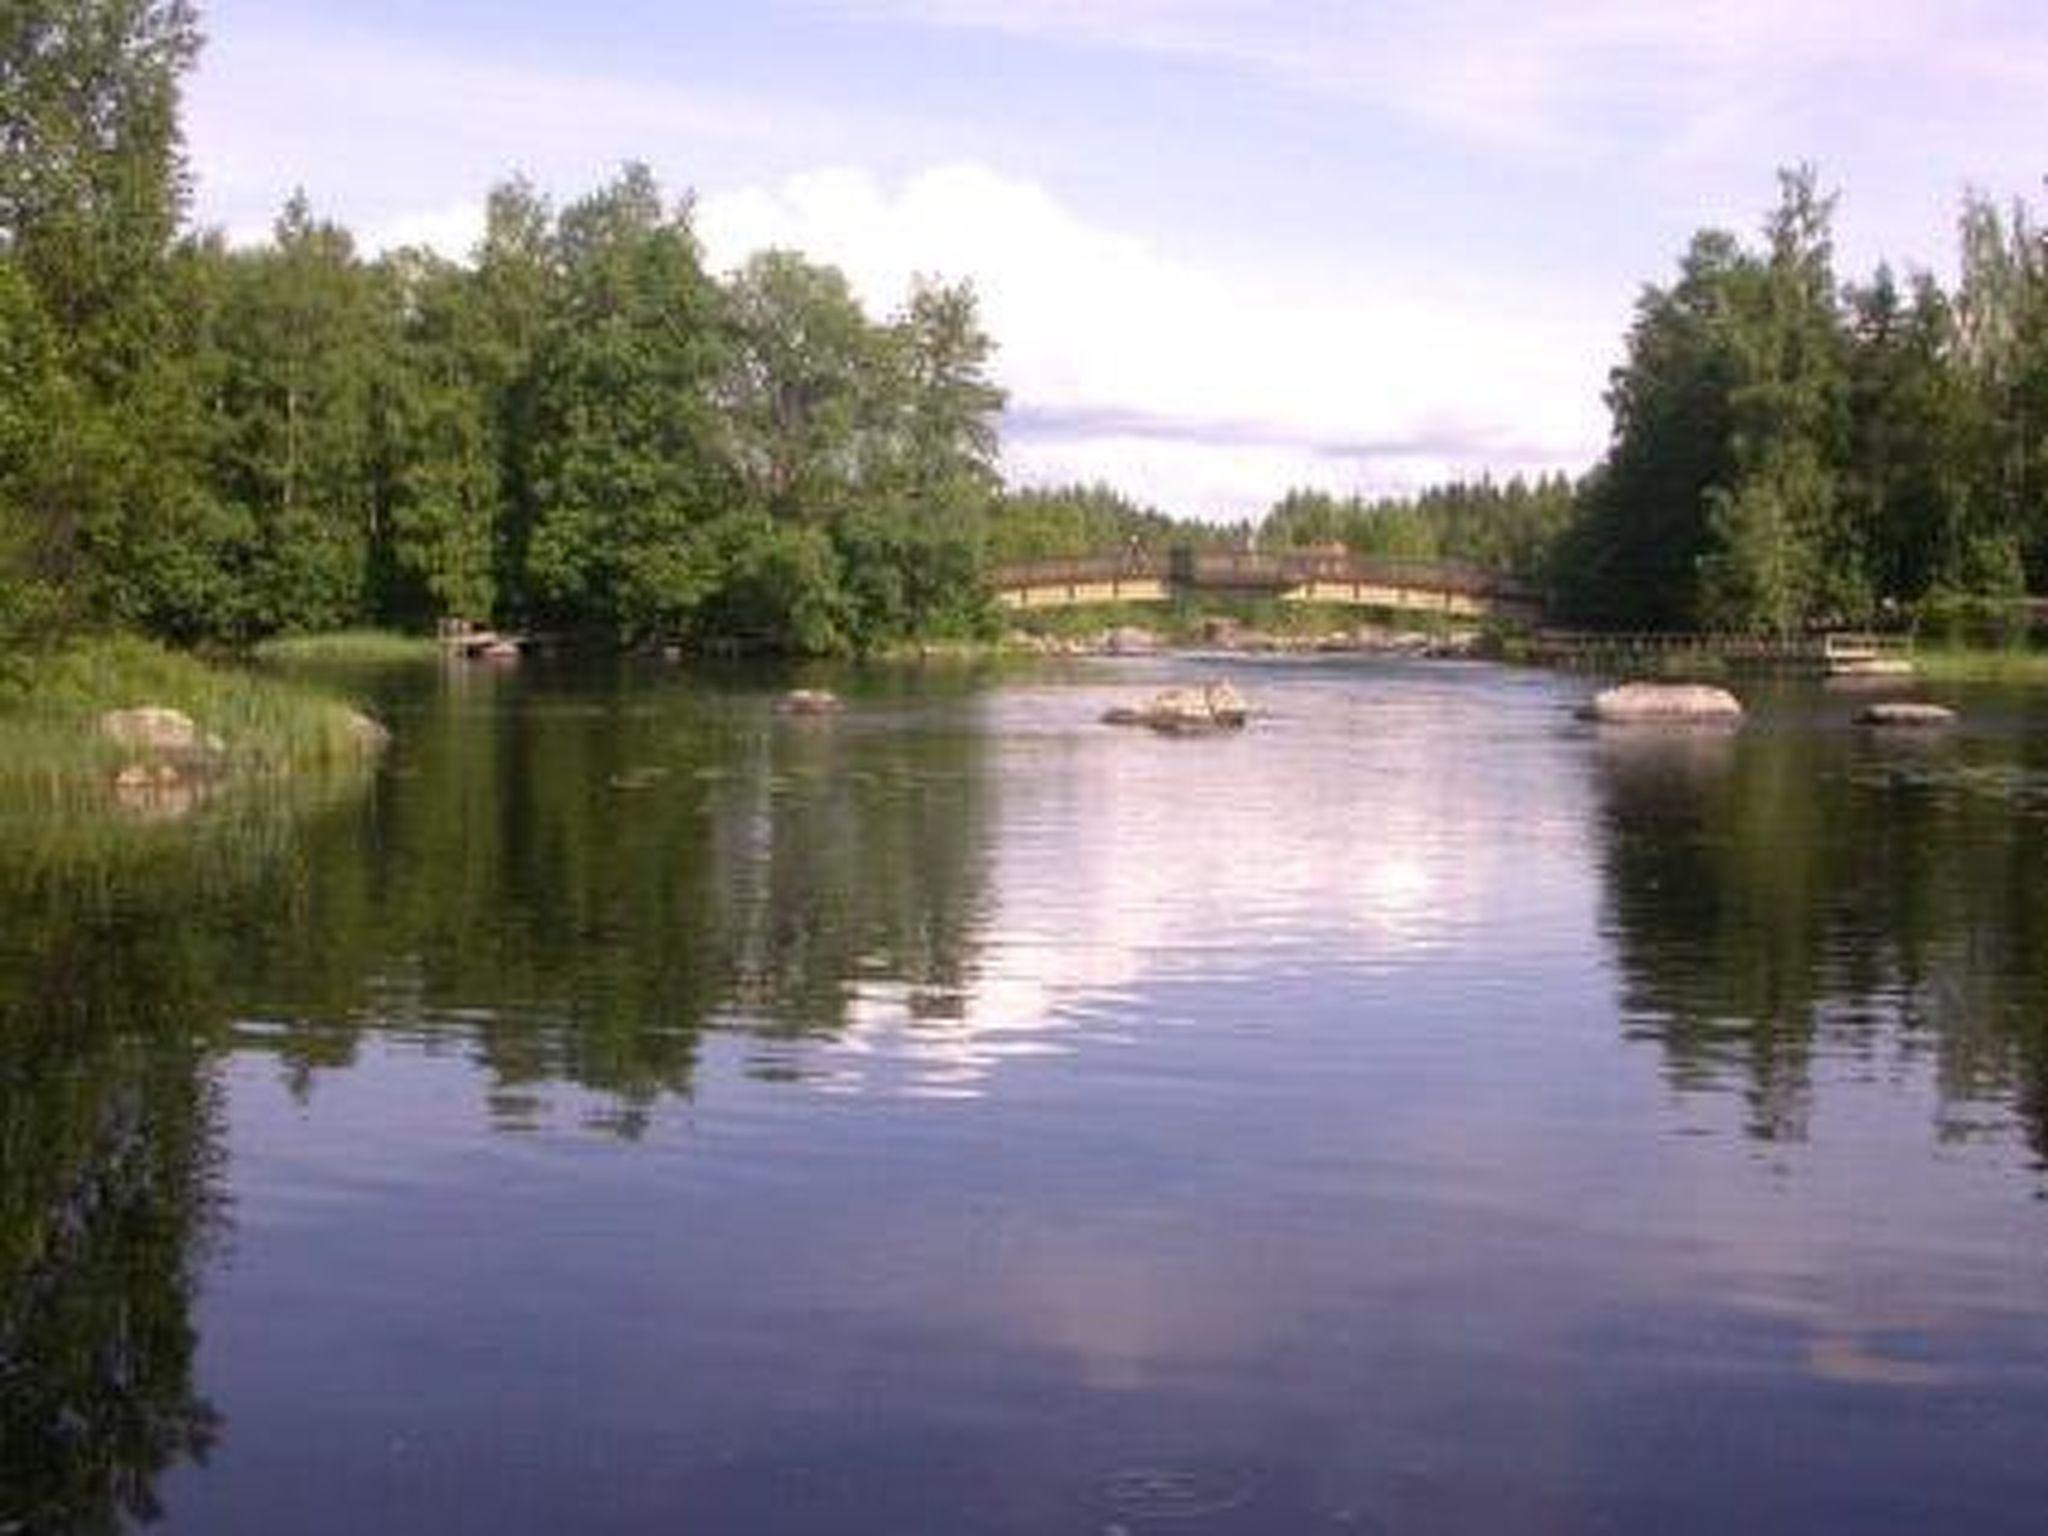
[[0, 636, 389, 794], [1911, 644, 2048, 684], [252, 629, 441, 666], [993, 602, 1490, 659]]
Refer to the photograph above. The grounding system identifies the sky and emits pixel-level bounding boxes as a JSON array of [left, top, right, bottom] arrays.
[[181, 0, 2048, 520]]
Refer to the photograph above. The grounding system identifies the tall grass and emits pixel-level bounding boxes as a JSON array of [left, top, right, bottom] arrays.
[[0, 635, 385, 793], [252, 628, 439, 665]]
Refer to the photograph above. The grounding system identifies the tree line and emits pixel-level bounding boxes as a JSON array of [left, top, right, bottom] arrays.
[[2, 1, 1011, 656], [1553, 168, 2048, 633], [1253, 171, 2047, 633], [6, 5, 2045, 653]]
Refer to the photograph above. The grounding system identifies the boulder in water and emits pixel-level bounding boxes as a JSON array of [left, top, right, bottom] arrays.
[[1102, 625, 1161, 655], [1579, 682, 1744, 725], [1103, 681, 1249, 734], [1857, 701, 1956, 728], [777, 689, 844, 717]]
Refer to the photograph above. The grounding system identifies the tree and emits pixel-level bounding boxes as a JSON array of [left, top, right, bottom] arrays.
[[1553, 229, 1748, 627], [882, 278, 1004, 510], [372, 250, 499, 624], [1840, 268, 1990, 604], [525, 165, 734, 639], [721, 251, 877, 523], [469, 177, 557, 621], [1954, 192, 2048, 588], [1559, 170, 1858, 632], [0, 0, 224, 636], [0, 0, 200, 350], [202, 193, 386, 634]]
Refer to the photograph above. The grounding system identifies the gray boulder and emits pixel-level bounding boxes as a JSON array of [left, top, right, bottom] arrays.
[[1102, 625, 1160, 655], [1857, 701, 1957, 728], [1579, 682, 1744, 724], [777, 689, 844, 717], [1104, 680, 1249, 734]]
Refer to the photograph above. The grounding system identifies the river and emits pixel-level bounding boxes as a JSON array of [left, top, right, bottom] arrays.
[[4, 655, 2047, 1534]]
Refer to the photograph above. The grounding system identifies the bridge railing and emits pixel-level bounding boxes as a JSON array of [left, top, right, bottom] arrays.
[[987, 550, 1539, 602], [989, 554, 1169, 589]]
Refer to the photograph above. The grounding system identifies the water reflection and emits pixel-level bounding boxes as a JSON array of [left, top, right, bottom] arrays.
[[0, 835, 237, 1533], [7, 660, 2048, 1533], [182, 664, 1000, 1123], [1589, 704, 2048, 1162]]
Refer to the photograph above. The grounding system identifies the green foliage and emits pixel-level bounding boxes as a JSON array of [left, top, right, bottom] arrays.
[[1259, 476, 1572, 578], [373, 249, 499, 623], [1556, 168, 2048, 634], [982, 483, 1202, 564], [722, 250, 878, 522], [834, 502, 995, 650], [525, 166, 734, 639]]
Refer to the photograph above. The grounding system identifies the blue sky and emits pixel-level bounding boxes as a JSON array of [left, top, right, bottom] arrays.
[[183, 0, 2048, 517]]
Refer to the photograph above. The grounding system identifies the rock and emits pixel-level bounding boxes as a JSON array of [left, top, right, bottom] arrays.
[[1102, 626, 1160, 655], [1104, 680, 1250, 734], [345, 710, 392, 752], [1579, 682, 1745, 724], [777, 689, 844, 716], [1202, 680, 1249, 726], [1857, 701, 1957, 728], [98, 706, 219, 758], [479, 638, 521, 662]]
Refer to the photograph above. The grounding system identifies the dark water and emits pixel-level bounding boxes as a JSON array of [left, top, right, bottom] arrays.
[[5, 657, 2048, 1535]]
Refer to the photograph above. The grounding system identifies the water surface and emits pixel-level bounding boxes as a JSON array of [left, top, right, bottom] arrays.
[[5, 657, 2047, 1534]]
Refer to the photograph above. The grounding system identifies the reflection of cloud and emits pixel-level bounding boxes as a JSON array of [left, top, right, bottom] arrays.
[[986, 1235, 1265, 1392], [813, 663, 1596, 1098]]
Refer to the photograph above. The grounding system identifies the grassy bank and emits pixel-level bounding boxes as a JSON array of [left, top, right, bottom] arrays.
[[1912, 644, 2048, 684], [251, 628, 440, 665], [0, 635, 386, 793]]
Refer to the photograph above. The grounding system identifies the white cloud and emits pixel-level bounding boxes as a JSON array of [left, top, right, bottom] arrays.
[[697, 163, 1608, 516]]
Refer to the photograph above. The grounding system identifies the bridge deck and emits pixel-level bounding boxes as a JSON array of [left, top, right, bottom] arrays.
[[990, 551, 1542, 619]]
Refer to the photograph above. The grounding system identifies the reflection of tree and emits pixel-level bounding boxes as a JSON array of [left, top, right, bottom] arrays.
[[1591, 719, 2048, 1160], [0, 664, 997, 1520], [0, 867, 230, 1534], [226, 664, 996, 1128]]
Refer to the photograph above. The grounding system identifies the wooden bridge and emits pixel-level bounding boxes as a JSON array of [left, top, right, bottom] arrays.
[[990, 549, 1545, 623]]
